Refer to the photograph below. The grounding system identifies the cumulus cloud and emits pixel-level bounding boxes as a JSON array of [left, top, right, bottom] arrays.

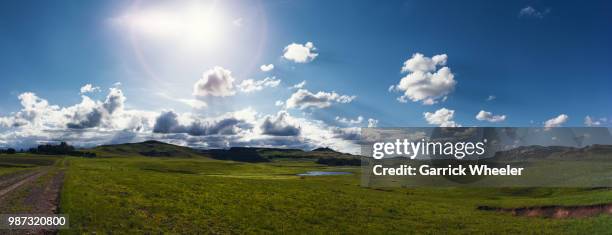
[[424, 108, 461, 127], [544, 114, 568, 128], [260, 64, 274, 72], [367, 118, 379, 128], [0, 87, 158, 149], [275, 100, 284, 106], [335, 116, 363, 125], [286, 89, 356, 110], [65, 88, 128, 129], [0, 84, 364, 153], [67, 108, 103, 129], [147, 108, 360, 153], [153, 109, 254, 136], [193, 66, 236, 97], [260, 111, 301, 136], [103, 88, 126, 114], [238, 77, 281, 93], [475, 110, 506, 123], [392, 53, 456, 105], [1, 92, 61, 128], [283, 42, 318, 63], [290, 80, 307, 89], [584, 116, 604, 127], [80, 84, 100, 94], [519, 6, 550, 19], [330, 127, 361, 141], [65, 96, 104, 129]]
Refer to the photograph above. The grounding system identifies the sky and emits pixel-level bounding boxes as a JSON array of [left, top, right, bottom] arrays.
[[0, 0, 611, 152]]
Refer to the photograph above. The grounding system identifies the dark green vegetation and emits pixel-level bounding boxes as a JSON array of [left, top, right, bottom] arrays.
[[202, 146, 361, 165], [92, 140, 205, 158], [93, 140, 361, 165], [2, 141, 612, 233], [26, 142, 96, 157]]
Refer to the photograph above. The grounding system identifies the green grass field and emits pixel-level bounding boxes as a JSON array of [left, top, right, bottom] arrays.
[[55, 156, 612, 234], [2, 148, 612, 234]]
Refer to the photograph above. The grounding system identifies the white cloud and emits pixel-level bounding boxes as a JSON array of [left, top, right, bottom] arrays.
[[286, 89, 356, 110], [367, 118, 379, 128], [283, 42, 318, 63], [290, 80, 307, 89], [238, 77, 281, 93], [193, 66, 236, 97], [80, 84, 100, 94], [475, 110, 506, 122], [177, 99, 208, 109], [396, 96, 409, 103], [519, 6, 550, 19], [103, 88, 126, 114], [113, 82, 122, 87], [486, 95, 496, 101], [401, 54, 448, 73], [153, 109, 254, 136], [335, 116, 363, 125], [424, 108, 461, 127], [584, 115, 602, 127], [260, 111, 301, 136], [260, 64, 274, 72], [422, 98, 437, 105], [544, 114, 568, 129], [0, 88, 151, 133], [275, 100, 284, 106], [393, 53, 456, 105], [0, 85, 365, 154], [7, 92, 61, 128]]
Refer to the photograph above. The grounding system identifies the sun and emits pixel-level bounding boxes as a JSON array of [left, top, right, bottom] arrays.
[[117, 0, 228, 50]]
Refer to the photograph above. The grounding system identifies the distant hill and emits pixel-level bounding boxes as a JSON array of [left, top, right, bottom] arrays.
[[91, 140, 209, 158], [201, 146, 361, 165], [312, 147, 337, 152], [87, 140, 361, 165], [493, 144, 612, 161]]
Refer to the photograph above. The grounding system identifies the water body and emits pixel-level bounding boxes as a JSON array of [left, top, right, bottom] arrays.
[[297, 171, 352, 176]]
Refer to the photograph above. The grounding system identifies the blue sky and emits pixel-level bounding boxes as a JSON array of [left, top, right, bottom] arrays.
[[0, 0, 611, 151]]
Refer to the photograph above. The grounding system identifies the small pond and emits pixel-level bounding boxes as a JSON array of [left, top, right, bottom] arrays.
[[297, 171, 352, 176]]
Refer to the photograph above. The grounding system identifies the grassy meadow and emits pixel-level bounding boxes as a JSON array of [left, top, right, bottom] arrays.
[[2, 145, 612, 234], [58, 155, 612, 234]]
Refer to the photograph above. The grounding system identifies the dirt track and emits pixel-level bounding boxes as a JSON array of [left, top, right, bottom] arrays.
[[0, 167, 65, 234], [0, 167, 65, 212], [0, 169, 49, 199]]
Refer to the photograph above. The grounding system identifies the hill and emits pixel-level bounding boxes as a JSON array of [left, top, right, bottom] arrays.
[[201, 146, 361, 165], [87, 141, 361, 165], [492, 144, 612, 161], [91, 140, 209, 158]]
